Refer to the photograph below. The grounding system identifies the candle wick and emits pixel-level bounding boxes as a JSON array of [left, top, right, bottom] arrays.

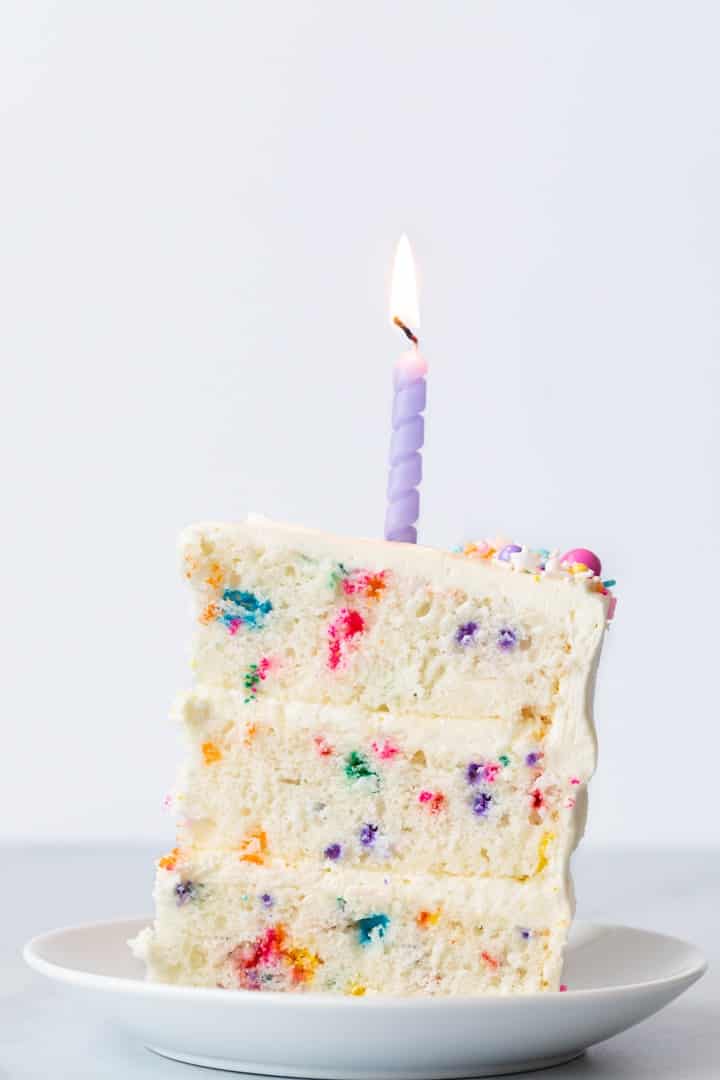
[[393, 316, 419, 346]]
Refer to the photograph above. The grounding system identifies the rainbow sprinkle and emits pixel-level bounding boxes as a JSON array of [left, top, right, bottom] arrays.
[[355, 913, 390, 946], [328, 608, 366, 670], [243, 657, 271, 703], [219, 589, 272, 634], [344, 751, 377, 782], [201, 741, 222, 765]]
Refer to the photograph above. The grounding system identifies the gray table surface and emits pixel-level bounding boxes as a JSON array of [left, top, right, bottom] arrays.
[[2, 846, 717, 1079]]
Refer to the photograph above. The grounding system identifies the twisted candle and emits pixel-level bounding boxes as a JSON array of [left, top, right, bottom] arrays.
[[384, 318, 427, 544]]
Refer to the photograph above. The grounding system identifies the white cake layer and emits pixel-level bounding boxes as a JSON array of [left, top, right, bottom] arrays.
[[132, 851, 570, 995], [172, 690, 589, 880], [180, 520, 608, 727], [136, 519, 610, 997]]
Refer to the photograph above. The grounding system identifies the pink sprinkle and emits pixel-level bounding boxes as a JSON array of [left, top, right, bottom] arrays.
[[570, 777, 580, 785], [560, 984, 568, 992], [483, 763, 501, 783], [418, 790, 445, 813], [607, 596, 617, 621], [227, 619, 242, 636], [327, 608, 366, 670], [372, 739, 400, 760], [565, 798, 576, 809], [257, 657, 271, 679], [313, 734, 334, 757], [162, 794, 173, 811]]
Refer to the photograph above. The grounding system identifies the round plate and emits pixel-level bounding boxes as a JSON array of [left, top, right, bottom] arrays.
[[24, 918, 706, 1079]]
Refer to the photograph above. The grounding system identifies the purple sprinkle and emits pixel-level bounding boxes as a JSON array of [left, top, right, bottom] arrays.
[[497, 544, 522, 562], [520, 928, 531, 940], [526, 752, 540, 766], [324, 843, 342, 861], [455, 621, 478, 646], [497, 626, 517, 651], [359, 823, 378, 847], [260, 892, 274, 908], [466, 761, 482, 784], [174, 881, 198, 906], [473, 792, 493, 817]]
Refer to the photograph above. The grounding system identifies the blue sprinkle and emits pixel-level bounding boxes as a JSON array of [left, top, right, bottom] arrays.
[[355, 913, 390, 946], [602, 580, 616, 589], [497, 626, 517, 651], [220, 589, 272, 630], [473, 791, 492, 817], [324, 843, 342, 861]]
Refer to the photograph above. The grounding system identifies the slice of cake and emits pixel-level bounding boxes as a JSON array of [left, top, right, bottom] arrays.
[[132, 518, 612, 995]]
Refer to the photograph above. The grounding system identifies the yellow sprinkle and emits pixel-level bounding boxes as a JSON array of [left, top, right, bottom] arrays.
[[286, 946, 323, 983], [201, 741, 222, 764], [535, 831, 555, 875], [348, 984, 366, 996]]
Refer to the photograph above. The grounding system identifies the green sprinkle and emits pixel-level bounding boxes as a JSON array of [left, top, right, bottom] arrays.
[[499, 754, 511, 767], [336, 896, 347, 910], [344, 751, 377, 782], [329, 562, 349, 589]]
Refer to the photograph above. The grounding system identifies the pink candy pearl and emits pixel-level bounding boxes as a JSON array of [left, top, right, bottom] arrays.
[[561, 548, 602, 576]]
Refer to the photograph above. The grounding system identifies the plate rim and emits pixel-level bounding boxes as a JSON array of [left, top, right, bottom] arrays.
[[23, 916, 707, 1006]]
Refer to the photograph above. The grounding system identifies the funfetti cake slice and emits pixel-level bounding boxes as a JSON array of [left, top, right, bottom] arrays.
[[132, 518, 613, 996]]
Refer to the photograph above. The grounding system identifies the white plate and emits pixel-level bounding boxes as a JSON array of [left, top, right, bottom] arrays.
[[24, 918, 705, 1079]]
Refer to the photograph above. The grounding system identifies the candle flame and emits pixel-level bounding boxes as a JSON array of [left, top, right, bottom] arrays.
[[390, 234, 420, 334]]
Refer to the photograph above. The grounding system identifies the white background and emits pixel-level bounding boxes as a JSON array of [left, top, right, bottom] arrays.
[[1, 1, 718, 848]]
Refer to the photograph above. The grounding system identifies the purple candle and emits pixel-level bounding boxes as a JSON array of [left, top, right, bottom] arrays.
[[385, 235, 427, 544]]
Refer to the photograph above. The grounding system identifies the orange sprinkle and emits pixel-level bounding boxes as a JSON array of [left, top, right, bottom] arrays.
[[158, 846, 181, 871], [183, 554, 198, 579], [244, 722, 257, 746], [365, 572, 387, 599], [481, 950, 500, 970], [199, 602, 219, 625], [416, 908, 441, 929], [201, 741, 222, 764], [239, 827, 268, 865], [205, 562, 223, 590]]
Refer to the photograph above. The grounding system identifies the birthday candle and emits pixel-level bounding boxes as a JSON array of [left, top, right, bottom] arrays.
[[384, 235, 427, 544]]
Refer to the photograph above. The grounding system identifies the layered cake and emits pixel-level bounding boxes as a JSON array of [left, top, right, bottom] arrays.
[[132, 517, 614, 995]]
